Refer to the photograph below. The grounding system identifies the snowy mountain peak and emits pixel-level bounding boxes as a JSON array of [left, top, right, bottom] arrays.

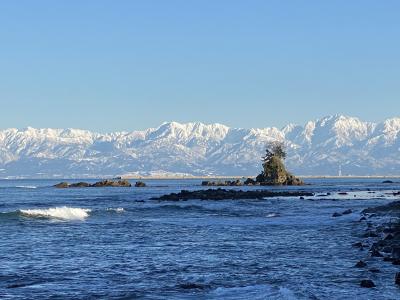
[[0, 115, 399, 178]]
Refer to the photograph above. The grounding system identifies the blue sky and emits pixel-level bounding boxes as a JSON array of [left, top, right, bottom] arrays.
[[0, 1, 399, 132]]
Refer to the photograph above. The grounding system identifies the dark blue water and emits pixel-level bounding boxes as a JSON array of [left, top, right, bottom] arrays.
[[1, 178, 400, 299]]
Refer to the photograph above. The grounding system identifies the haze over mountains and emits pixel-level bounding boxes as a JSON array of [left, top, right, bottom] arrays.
[[0, 115, 399, 178]]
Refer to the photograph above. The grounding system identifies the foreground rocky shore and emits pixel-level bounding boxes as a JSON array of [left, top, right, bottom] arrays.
[[351, 200, 400, 288], [151, 188, 313, 201]]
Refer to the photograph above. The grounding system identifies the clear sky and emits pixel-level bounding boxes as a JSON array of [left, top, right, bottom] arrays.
[[0, 0, 399, 132]]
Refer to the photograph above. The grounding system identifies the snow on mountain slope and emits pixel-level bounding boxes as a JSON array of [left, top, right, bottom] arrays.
[[0, 115, 399, 178]]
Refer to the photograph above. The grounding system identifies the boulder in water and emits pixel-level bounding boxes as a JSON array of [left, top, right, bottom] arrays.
[[355, 260, 367, 268], [135, 181, 146, 187], [360, 279, 375, 288], [395, 272, 400, 286]]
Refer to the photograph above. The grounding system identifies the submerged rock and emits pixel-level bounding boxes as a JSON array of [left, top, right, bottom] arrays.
[[178, 283, 206, 290], [370, 249, 383, 257], [355, 260, 367, 268], [369, 268, 380, 273], [352, 242, 364, 249], [395, 272, 400, 286], [360, 279, 375, 288]]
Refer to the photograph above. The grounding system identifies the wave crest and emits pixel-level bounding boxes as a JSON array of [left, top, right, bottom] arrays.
[[16, 186, 37, 189], [19, 206, 91, 221]]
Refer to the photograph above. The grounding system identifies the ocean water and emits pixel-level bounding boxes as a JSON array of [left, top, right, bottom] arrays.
[[1, 178, 400, 299]]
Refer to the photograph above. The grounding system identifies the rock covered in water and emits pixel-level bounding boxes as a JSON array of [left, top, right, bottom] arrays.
[[360, 279, 375, 288], [54, 179, 132, 188], [355, 260, 367, 268], [395, 272, 400, 286]]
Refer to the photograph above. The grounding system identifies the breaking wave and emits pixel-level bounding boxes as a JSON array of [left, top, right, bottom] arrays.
[[15, 186, 37, 189], [19, 206, 91, 221], [266, 213, 281, 218]]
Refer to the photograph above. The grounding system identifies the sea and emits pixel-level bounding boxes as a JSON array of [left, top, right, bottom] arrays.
[[1, 178, 400, 300]]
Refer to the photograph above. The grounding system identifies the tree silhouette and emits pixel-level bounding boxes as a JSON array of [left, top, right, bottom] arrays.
[[262, 141, 286, 163]]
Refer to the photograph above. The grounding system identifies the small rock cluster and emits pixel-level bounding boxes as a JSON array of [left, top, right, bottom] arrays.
[[201, 180, 243, 187], [54, 179, 134, 188]]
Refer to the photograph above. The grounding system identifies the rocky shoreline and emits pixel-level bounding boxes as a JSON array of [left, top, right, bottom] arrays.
[[351, 200, 400, 288], [151, 188, 313, 201]]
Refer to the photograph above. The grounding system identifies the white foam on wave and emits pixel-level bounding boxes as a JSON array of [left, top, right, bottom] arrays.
[[266, 213, 280, 218], [20, 206, 91, 221], [106, 207, 125, 213], [16, 185, 37, 189]]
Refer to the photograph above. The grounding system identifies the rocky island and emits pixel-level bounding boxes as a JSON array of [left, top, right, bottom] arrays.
[[154, 142, 308, 201], [202, 142, 304, 187], [54, 179, 132, 188]]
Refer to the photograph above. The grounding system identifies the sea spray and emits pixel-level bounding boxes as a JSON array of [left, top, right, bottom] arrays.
[[20, 206, 91, 221]]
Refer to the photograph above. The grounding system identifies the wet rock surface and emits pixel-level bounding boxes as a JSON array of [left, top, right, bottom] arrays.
[[351, 200, 400, 289], [151, 188, 314, 201], [54, 179, 132, 188]]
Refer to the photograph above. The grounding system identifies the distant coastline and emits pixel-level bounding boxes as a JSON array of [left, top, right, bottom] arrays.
[[2, 175, 400, 180]]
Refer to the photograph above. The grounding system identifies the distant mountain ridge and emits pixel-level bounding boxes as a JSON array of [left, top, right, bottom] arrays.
[[0, 115, 399, 178]]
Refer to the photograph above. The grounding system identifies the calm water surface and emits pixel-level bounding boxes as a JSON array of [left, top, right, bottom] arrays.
[[1, 178, 400, 299]]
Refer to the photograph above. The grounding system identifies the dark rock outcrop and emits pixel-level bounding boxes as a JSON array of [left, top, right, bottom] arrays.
[[54, 180, 132, 188], [244, 178, 256, 185], [201, 180, 243, 187], [360, 279, 375, 288], [355, 260, 367, 268], [151, 188, 313, 201], [135, 181, 146, 187], [395, 272, 400, 286], [91, 180, 131, 187], [69, 182, 91, 188]]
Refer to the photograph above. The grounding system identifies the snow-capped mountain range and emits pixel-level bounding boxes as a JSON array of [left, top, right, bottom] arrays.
[[0, 115, 399, 178]]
